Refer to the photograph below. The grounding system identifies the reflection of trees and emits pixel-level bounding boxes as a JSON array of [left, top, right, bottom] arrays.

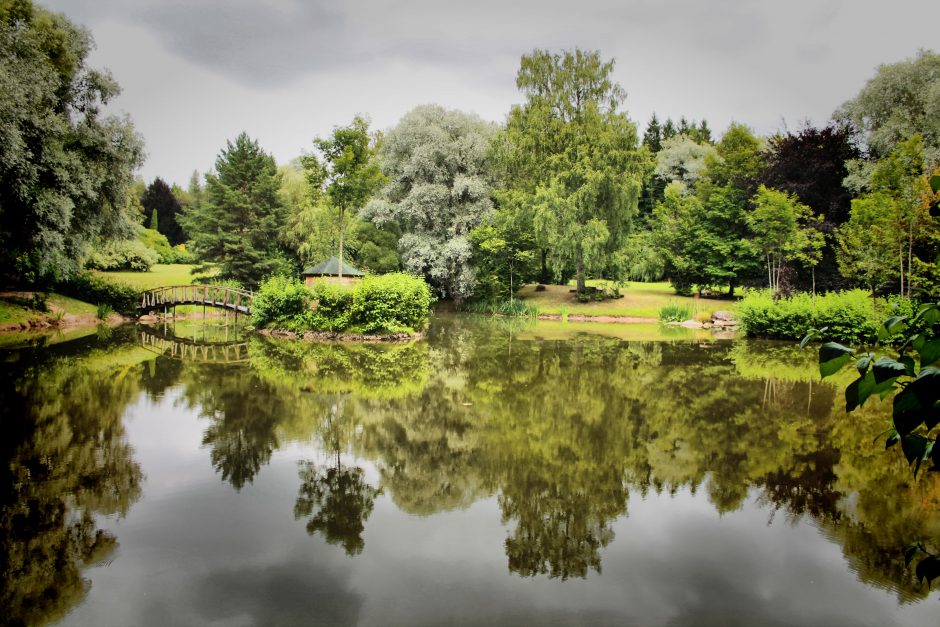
[[295, 461, 381, 556], [179, 364, 285, 490], [0, 332, 145, 625]]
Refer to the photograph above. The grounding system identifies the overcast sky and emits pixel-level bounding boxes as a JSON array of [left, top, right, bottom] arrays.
[[42, 0, 940, 187]]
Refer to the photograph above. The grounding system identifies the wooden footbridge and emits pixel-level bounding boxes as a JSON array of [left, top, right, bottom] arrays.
[[139, 285, 254, 316]]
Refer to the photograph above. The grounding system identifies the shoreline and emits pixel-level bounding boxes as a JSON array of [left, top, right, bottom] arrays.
[[258, 328, 424, 343]]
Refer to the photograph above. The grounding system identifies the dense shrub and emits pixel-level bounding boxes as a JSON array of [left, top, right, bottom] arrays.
[[349, 273, 433, 333], [251, 276, 314, 331], [85, 238, 159, 271], [253, 274, 433, 335], [137, 228, 196, 264], [737, 289, 880, 344], [309, 282, 354, 332], [55, 273, 141, 316]]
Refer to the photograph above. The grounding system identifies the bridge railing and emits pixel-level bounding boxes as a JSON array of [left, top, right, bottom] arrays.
[[139, 285, 254, 313]]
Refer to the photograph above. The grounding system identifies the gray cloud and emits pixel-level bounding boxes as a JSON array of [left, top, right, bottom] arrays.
[[38, 0, 940, 185]]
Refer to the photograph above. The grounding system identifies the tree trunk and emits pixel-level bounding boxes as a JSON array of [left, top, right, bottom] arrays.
[[338, 206, 345, 279], [908, 223, 914, 298], [767, 254, 773, 291], [540, 249, 550, 284], [576, 248, 586, 294]]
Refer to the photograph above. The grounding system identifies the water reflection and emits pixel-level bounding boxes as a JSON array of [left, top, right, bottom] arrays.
[[1, 317, 938, 626], [0, 329, 144, 626]]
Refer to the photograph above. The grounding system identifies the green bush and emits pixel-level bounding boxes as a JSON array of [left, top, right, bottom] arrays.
[[55, 273, 141, 316], [659, 301, 692, 323], [309, 282, 354, 332], [85, 238, 159, 271], [251, 275, 314, 331], [135, 227, 197, 264], [738, 289, 880, 344], [349, 273, 433, 334]]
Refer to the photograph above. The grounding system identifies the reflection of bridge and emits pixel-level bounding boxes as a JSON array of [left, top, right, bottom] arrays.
[[138, 285, 253, 315], [138, 327, 250, 363]]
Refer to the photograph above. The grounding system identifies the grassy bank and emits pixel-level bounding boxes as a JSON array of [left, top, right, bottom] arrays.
[[0, 292, 98, 326], [95, 263, 202, 290], [515, 281, 736, 319]]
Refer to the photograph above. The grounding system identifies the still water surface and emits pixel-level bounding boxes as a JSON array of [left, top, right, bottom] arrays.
[[1, 316, 938, 626]]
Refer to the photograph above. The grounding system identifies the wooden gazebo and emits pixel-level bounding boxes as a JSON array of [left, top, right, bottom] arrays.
[[301, 256, 364, 286]]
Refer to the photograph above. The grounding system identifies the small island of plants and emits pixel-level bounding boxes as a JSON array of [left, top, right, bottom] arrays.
[[250, 273, 433, 340]]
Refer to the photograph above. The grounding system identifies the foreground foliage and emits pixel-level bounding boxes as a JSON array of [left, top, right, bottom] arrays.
[[808, 302, 940, 588]]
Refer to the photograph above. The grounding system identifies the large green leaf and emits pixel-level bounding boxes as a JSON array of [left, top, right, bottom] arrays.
[[893, 388, 932, 436], [877, 315, 908, 341], [819, 342, 853, 378], [931, 174, 940, 194], [916, 339, 940, 367], [904, 542, 924, 567], [913, 303, 940, 326], [846, 369, 896, 412], [901, 433, 929, 466], [915, 556, 940, 588], [872, 357, 908, 384], [855, 353, 873, 376]]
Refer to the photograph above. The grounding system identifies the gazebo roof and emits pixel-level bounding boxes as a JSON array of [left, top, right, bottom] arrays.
[[301, 256, 364, 277]]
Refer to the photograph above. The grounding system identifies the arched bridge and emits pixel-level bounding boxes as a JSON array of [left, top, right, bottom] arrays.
[[139, 285, 253, 315]]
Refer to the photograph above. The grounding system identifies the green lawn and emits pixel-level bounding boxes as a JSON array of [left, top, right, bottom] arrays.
[[95, 263, 204, 290], [516, 281, 737, 318], [0, 292, 97, 324]]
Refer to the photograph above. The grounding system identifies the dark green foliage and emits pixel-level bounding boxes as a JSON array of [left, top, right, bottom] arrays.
[[180, 133, 288, 289], [348, 273, 433, 334], [309, 282, 353, 332], [141, 178, 186, 245], [759, 125, 860, 291], [350, 221, 400, 274], [0, 0, 145, 281], [252, 273, 433, 335], [738, 289, 880, 344], [54, 273, 140, 316], [250, 275, 314, 331]]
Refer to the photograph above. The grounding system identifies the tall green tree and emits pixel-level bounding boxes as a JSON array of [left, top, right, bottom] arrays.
[[141, 177, 186, 245], [0, 0, 144, 281], [746, 186, 823, 294], [180, 133, 287, 288], [837, 135, 936, 295], [495, 49, 644, 293], [363, 105, 497, 299], [303, 116, 384, 278]]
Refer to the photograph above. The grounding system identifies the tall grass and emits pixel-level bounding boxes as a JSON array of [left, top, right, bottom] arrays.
[[460, 300, 540, 318], [658, 301, 692, 323]]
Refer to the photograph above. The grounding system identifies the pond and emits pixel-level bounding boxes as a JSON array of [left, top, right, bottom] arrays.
[[1, 315, 937, 626]]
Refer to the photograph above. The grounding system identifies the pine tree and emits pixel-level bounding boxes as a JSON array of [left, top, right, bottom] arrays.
[[180, 133, 287, 288], [643, 113, 663, 153]]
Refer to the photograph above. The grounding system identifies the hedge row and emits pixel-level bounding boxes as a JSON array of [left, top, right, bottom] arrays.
[[54, 273, 141, 316], [737, 289, 882, 345]]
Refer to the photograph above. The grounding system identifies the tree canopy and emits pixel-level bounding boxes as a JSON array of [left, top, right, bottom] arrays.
[[496, 48, 645, 293], [0, 0, 144, 281], [363, 104, 497, 300], [180, 133, 287, 288]]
